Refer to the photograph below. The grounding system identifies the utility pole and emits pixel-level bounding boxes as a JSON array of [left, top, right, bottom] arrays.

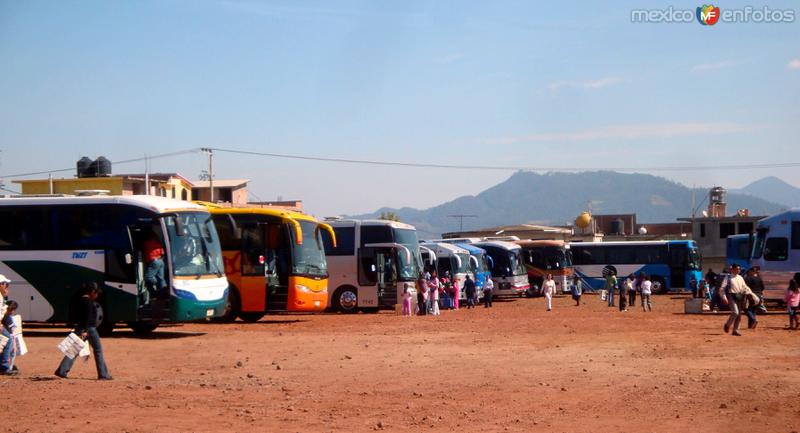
[[201, 148, 214, 202], [448, 214, 477, 232]]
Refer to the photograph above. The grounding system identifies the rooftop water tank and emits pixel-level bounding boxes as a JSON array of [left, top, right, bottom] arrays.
[[76, 157, 92, 178]]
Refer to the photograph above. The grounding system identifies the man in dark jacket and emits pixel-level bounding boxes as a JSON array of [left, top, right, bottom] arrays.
[[744, 267, 765, 329], [54, 282, 113, 380], [463, 275, 476, 309]]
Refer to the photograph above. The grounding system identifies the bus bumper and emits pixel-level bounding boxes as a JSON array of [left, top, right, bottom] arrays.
[[171, 297, 227, 321]]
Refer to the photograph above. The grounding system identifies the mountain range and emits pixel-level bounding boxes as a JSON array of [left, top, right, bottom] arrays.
[[352, 171, 798, 239]]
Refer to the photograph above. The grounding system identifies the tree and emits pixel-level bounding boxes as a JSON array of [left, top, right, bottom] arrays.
[[379, 211, 400, 222]]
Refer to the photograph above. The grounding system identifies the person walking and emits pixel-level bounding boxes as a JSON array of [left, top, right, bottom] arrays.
[[605, 271, 617, 307], [569, 275, 582, 306], [620, 275, 633, 312], [640, 274, 653, 312], [630, 273, 642, 307], [463, 275, 476, 309], [542, 274, 556, 311], [784, 279, 800, 330], [452, 274, 460, 311], [483, 278, 494, 308], [427, 271, 441, 316], [1, 300, 19, 375], [55, 282, 113, 380], [720, 264, 752, 337], [744, 267, 765, 329], [416, 273, 427, 316], [0, 275, 17, 376]]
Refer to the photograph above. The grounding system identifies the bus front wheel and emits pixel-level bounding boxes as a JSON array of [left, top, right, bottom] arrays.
[[128, 321, 158, 335], [238, 312, 265, 323], [95, 301, 115, 336], [217, 287, 240, 323], [334, 287, 359, 314], [651, 276, 667, 295]]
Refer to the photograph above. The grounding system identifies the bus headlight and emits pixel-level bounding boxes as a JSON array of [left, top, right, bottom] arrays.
[[295, 284, 312, 294]]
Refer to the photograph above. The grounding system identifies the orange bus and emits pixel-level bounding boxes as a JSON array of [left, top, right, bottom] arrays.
[[514, 240, 573, 296], [201, 204, 336, 322]]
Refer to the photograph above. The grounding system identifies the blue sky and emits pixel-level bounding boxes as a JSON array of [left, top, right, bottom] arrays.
[[1, 0, 798, 217]]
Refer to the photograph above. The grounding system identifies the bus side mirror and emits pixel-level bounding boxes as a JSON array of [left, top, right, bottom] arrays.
[[125, 253, 132, 265]]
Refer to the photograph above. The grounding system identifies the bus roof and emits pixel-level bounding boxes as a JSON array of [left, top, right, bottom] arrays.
[[0, 195, 206, 214], [756, 208, 799, 229], [473, 240, 521, 251], [420, 242, 469, 255], [197, 202, 319, 223], [456, 243, 487, 254], [568, 240, 695, 247], [325, 218, 417, 231], [515, 239, 567, 248]]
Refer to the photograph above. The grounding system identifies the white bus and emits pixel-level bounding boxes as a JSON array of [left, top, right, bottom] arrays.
[[473, 240, 529, 296], [321, 219, 421, 313], [0, 196, 228, 333], [750, 209, 799, 302], [420, 242, 471, 301]]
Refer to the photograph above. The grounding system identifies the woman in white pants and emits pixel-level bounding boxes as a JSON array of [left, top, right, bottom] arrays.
[[543, 274, 556, 311]]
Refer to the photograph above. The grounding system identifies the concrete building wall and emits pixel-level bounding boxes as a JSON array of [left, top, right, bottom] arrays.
[[16, 178, 125, 195]]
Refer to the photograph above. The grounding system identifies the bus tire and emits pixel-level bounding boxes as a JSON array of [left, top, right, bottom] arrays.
[[333, 286, 359, 314], [95, 301, 115, 336], [217, 286, 240, 323], [238, 312, 265, 323], [128, 321, 158, 335], [651, 276, 667, 295]]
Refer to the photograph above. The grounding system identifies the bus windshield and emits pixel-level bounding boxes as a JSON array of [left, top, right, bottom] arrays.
[[752, 229, 767, 259], [526, 247, 571, 270], [393, 228, 420, 281], [289, 220, 328, 277], [687, 246, 702, 270], [492, 250, 526, 277], [473, 253, 490, 273], [454, 253, 470, 274], [166, 212, 224, 277]]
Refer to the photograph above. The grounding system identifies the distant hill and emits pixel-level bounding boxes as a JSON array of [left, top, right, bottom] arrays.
[[352, 171, 786, 238], [732, 176, 800, 209]]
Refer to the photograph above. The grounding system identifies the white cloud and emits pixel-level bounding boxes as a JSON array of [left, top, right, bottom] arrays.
[[487, 122, 753, 145], [547, 77, 623, 92], [788, 59, 800, 70], [691, 60, 735, 73]]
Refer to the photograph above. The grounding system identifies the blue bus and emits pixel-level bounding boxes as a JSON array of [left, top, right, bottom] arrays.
[[570, 240, 702, 294], [456, 243, 492, 291], [726, 234, 752, 270]]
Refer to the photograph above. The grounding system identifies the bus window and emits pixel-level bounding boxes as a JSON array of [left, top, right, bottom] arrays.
[[360, 225, 392, 246], [764, 238, 788, 261], [322, 226, 355, 256], [793, 222, 800, 250], [358, 248, 377, 286], [241, 224, 265, 276], [0, 208, 49, 250], [752, 229, 766, 259]]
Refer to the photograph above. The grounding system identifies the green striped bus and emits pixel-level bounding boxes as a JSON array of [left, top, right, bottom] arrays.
[[0, 195, 228, 334]]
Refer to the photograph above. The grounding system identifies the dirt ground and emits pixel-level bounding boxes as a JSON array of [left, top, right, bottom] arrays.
[[3, 294, 800, 433]]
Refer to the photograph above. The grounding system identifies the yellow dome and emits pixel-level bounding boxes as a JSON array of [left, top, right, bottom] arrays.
[[575, 212, 592, 229]]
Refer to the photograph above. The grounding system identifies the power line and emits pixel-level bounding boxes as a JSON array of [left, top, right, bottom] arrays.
[[2, 148, 201, 179], [448, 214, 478, 232], [208, 147, 800, 172]]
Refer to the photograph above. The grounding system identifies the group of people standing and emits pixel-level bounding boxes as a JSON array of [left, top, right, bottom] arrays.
[[403, 271, 495, 316], [602, 271, 653, 312]]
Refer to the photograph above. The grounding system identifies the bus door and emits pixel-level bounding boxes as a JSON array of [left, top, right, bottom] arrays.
[[261, 222, 288, 311], [357, 246, 396, 308], [128, 222, 168, 320], [669, 246, 688, 289]]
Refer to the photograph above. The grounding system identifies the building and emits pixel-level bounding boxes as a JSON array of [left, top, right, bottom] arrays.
[[14, 174, 171, 196], [677, 187, 765, 271], [191, 179, 249, 205], [247, 200, 304, 212]]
